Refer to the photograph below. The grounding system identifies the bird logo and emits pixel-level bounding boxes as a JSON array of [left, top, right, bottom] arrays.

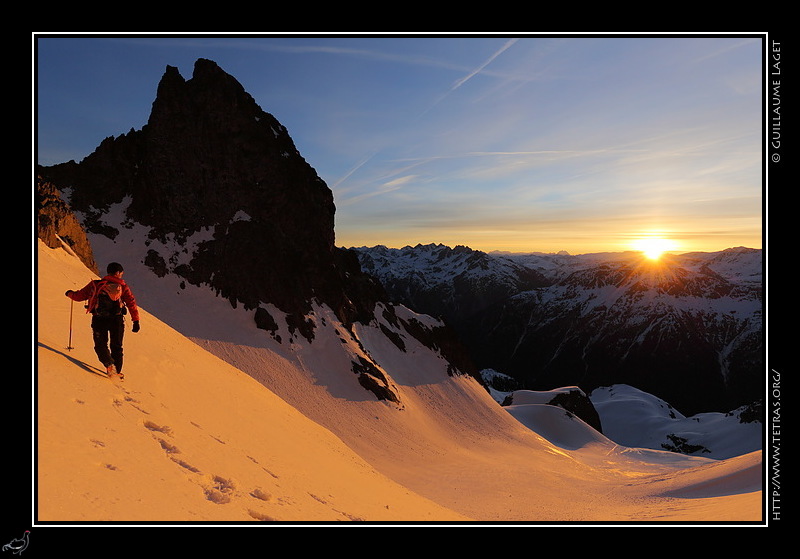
[[2, 531, 29, 555]]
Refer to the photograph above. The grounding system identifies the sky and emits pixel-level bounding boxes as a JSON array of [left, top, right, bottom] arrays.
[[34, 33, 765, 255]]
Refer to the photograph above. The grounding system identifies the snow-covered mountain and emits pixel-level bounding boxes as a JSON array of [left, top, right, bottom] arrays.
[[354, 243, 549, 323], [352, 244, 763, 416], [489, 378, 761, 461]]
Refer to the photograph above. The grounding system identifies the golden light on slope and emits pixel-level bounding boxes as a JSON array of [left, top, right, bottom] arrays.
[[632, 236, 678, 261]]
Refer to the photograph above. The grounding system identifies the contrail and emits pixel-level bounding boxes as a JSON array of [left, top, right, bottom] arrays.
[[450, 38, 519, 91], [330, 151, 378, 191], [419, 38, 519, 118]]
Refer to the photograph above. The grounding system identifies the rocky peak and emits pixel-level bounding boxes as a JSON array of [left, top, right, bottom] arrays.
[[37, 58, 378, 326]]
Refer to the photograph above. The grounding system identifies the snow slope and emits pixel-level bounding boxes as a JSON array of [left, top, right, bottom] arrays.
[[35, 240, 763, 524], [590, 385, 762, 460], [37, 241, 464, 523]]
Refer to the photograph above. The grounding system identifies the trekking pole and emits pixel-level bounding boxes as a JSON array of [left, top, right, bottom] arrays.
[[67, 298, 75, 351]]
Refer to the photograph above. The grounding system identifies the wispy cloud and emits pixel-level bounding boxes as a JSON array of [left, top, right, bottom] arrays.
[[338, 174, 418, 206]]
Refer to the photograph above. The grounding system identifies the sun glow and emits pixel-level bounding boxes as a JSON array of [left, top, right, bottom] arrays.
[[633, 237, 677, 261]]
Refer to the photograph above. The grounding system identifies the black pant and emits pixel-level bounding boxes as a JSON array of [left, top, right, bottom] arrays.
[[91, 315, 126, 372]]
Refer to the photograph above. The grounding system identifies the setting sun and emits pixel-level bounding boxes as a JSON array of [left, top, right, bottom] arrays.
[[633, 237, 677, 261]]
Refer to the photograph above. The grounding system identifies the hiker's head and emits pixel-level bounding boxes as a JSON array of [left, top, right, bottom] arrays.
[[107, 262, 124, 277]]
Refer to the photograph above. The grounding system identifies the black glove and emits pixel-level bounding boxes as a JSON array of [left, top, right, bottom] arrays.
[[132, 321, 140, 333], [65, 290, 74, 297]]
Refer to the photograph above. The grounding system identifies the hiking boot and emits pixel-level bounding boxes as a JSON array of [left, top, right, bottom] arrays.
[[106, 364, 122, 379]]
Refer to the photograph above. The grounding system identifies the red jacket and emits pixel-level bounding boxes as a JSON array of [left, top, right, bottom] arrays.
[[68, 275, 140, 322]]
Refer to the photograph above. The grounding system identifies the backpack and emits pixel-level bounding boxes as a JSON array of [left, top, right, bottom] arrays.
[[92, 281, 126, 317]]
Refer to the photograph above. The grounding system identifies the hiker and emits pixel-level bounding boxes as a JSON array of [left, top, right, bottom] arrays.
[[65, 262, 140, 379]]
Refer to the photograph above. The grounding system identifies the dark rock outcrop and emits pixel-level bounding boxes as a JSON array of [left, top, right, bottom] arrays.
[[546, 389, 603, 433], [502, 388, 603, 433]]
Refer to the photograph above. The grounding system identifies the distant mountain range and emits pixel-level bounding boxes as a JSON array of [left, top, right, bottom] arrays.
[[352, 244, 763, 416]]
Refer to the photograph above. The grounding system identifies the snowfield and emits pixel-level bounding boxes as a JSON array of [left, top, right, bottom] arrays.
[[35, 239, 763, 524]]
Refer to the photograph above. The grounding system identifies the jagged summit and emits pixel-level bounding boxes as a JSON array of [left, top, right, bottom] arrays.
[[37, 58, 379, 327]]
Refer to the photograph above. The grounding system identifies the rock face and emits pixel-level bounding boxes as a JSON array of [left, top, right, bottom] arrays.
[[36, 176, 98, 274], [37, 59, 379, 327]]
